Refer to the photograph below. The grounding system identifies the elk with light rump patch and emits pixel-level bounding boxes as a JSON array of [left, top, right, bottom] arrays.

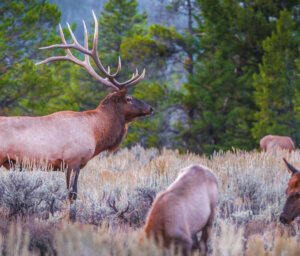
[[144, 164, 218, 256], [260, 135, 295, 152]]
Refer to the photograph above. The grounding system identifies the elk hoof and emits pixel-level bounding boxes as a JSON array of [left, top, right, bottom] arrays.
[[69, 201, 77, 222]]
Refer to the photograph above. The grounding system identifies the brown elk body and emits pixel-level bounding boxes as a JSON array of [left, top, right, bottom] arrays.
[[0, 90, 152, 186], [279, 158, 300, 225], [144, 164, 218, 256], [0, 11, 152, 219], [260, 135, 295, 152]]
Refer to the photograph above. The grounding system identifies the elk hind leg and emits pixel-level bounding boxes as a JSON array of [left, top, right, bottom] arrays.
[[172, 233, 192, 256], [199, 222, 212, 256], [191, 233, 200, 251], [179, 237, 192, 256]]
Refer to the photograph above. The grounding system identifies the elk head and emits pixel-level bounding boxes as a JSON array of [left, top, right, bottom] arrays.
[[36, 10, 153, 119], [279, 158, 300, 225], [100, 90, 153, 123]]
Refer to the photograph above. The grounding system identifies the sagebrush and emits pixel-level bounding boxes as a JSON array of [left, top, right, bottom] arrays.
[[0, 146, 299, 255]]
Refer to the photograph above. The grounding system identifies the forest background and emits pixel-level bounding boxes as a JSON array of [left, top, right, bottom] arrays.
[[1, 0, 300, 154]]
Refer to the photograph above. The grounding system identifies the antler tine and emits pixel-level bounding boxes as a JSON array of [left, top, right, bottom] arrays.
[[114, 56, 121, 77], [36, 56, 75, 66], [123, 68, 146, 88], [37, 24, 90, 55], [82, 20, 90, 64], [91, 10, 98, 55], [116, 68, 139, 87], [59, 24, 70, 49], [82, 21, 88, 48], [67, 22, 80, 46], [36, 24, 74, 65], [90, 10, 121, 79]]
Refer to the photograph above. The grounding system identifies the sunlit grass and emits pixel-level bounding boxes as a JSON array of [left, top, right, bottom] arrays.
[[0, 146, 299, 255]]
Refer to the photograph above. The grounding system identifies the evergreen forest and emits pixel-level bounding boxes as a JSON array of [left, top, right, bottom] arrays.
[[1, 0, 300, 154]]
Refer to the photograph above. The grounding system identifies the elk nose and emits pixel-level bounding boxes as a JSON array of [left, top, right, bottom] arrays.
[[279, 215, 289, 224], [147, 106, 154, 115]]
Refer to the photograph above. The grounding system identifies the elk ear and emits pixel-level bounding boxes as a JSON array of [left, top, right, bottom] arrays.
[[283, 158, 299, 176], [109, 89, 127, 102]]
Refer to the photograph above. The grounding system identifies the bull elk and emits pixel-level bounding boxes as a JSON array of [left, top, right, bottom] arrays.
[[260, 135, 295, 152], [0, 11, 153, 219], [144, 164, 218, 256], [279, 158, 300, 225]]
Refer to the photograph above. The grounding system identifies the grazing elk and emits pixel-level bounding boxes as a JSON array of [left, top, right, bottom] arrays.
[[279, 158, 300, 225], [0, 11, 153, 219], [144, 164, 218, 256], [260, 135, 295, 152]]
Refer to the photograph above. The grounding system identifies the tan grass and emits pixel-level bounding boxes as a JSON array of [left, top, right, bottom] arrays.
[[0, 146, 300, 255]]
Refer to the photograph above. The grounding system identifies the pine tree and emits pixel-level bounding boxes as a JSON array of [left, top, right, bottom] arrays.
[[178, 0, 299, 153], [120, 0, 199, 77], [0, 0, 67, 115], [120, 1, 200, 149], [98, 0, 147, 58], [252, 9, 300, 145]]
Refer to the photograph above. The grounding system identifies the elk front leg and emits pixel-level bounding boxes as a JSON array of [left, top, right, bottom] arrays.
[[66, 166, 81, 202], [66, 166, 81, 222]]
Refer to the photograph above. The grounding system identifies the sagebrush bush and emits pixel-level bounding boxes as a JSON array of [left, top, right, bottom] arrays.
[[0, 145, 299, 255], [0, 170, 67, 219]]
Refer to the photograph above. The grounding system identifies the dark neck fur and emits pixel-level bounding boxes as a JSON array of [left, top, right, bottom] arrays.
[[92, 100, 128, 156]]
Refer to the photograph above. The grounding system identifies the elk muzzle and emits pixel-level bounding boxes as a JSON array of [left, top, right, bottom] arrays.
[[279, 212, 295, 225], [279, 196, 298, 225], [144, 106, 154, 116]]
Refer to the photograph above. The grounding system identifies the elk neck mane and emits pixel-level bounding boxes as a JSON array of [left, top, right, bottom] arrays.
[[92, 91, 129, 155]]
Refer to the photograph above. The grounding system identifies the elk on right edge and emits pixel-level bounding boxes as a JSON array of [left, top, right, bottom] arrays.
[[279, 158, 300, 225], [0, 11, 153, 220]]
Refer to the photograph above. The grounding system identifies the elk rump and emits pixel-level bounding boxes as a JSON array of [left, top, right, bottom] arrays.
[[260, 135, 295, 152]]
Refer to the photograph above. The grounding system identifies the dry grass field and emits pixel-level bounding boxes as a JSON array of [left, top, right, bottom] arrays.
[[0, 146, 299, 255]]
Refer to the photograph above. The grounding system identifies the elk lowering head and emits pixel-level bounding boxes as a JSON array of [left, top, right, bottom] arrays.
[[144, 165, 218, 255], [279, 158, 300, 225]]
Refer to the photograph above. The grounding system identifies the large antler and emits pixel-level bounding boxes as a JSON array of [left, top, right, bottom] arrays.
[[36, 10, 145, 90], [108, 199, 133, 223]]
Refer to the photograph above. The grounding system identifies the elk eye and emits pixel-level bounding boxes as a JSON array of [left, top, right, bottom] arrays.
[[296, 192, 300, 198], [126, 97, 132, 103]]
